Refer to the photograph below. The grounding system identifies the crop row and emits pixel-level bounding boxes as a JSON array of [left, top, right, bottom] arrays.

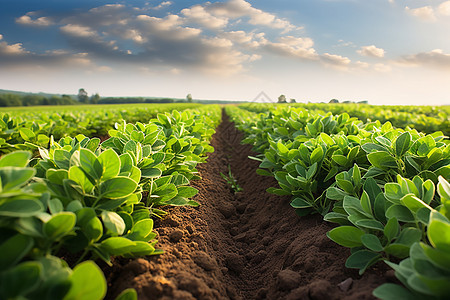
[[0, 103, 202, 154], [238, 102, 450, 136], [226, 104, 450, 299], [0, 105, 221, 300]]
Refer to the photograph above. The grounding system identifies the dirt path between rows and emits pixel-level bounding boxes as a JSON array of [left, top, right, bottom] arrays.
[[105, 109, 393, 300]]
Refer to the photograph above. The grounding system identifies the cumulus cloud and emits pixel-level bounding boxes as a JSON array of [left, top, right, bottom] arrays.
[[153, 1, 173, 10], [405, 6, 436, 21], [357, 45, 385, 58], [320, 53, 351, 69], [15, 12, 54, 27], [207, 0, 301, 33], [398, 49, 450, 70], [181, 5, 228, 29], [438, 1, 450, 15], [8, 2, 360, 75]]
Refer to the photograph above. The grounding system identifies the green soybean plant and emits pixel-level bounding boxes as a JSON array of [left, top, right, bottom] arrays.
[[374, 178, 450, 300], [0, 151, 107, 300], [36, 135, 160, 265]]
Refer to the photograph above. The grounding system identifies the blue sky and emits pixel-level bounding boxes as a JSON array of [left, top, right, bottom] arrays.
[[0, 0, 449, 104]]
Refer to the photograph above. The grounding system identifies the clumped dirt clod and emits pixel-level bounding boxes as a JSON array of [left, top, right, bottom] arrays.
[[105, 109, 391, 299]]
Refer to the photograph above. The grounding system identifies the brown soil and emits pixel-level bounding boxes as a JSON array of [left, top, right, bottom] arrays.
[[105, 109, 393, 300]]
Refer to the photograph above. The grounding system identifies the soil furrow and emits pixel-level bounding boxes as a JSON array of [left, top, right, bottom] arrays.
[[106, 109, 392, 300]]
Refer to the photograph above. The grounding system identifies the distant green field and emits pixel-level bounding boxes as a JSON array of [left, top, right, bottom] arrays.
[[0, 102, 201, 113]]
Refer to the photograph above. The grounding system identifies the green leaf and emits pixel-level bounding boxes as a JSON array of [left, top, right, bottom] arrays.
[[97, 149, 121, 180], [48, 198, 63, 214], [0, 261, 41, 299], [384, 217, 399, 242], [43, 212, 76, 240], [99, 237, 135, 256], [361, 234, 383, 252], [373, 283, 416, 300], [367, 151, 398, 169], [63, 261, 106, 300], [101, 211, 126, 235], [397, 228, 422, 246], [47, 169, 69, 185], [385, 205, 415, 223], [100, 177, 137, 199], [310, 147, 324, 164], [115, 288, 138, 300], [326, 187, 347, 201], [355, 219, 384, 231], [360, 191, 372, 215], [177, 186, 198, 198], [0, 167, 36, 190], [68, 166, 94, 193], [385, 183, 403, 204], [0, 199, 43, 217], [290, 198, 312, 208], [0, 234, 34, 269], [395, 132, 411, 157], [400, 194, 431, 214], [345, 250, 381, 274], [19, 128, 35, 141], [141, 168, 162, 178], [327, 226, 364, 248], [438, 176, 450, 200], [54, 149, 71, 170], [427, 212, 450, 252], [0, 151, 31, 167], [126, 219, 154, 242]]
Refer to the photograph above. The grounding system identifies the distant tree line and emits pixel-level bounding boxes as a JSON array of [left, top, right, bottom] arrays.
[[98, 97, 179, 104], [0, 94, 78, 107]]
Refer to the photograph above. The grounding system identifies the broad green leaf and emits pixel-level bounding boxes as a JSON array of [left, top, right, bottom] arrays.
[[355, 219, 384, 231], [345, 250, 381, 274], [384, 183, 403, 204], [396, 228, 422, 246], [43, 212, 76, 240], [54, 149, 71, 170], [126, 219, 154, 242], [177, 186, 198, 198], [63, 261, 106, 300], [101, 211, 125, 235], [19, 128, 35, 141], [115, 288, 138, 300], [0, 151, 31, 167], [327, 226, 364, 248], [47, 169, 69, 185], [395, 132, 411, 157], [384, 217, 399, 242], [97, 149, 121, 180], [0, 167, 35, 190], [100, 177, 137, 199], [385, 205, 415, 223], [141, 167, 162, 179], [427, 212, 450, 252], [0, 234, 34, 270], [361, 234, 383, 252], [400, 194, 431, 214], [68, 166, 94, 193], [367, 151, 398, 169], [100, 237, 135, 256], [0, 199, 43, 217], [291, 198, 312, 208], [48, 198, 63, 214], [0, 261, 41, 299], [373, 283, 416, 300]]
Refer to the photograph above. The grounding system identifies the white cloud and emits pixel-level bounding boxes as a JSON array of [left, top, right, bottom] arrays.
[[207, 0, 301, 33], [181, 5, 229, 29], [61, 24, 98, 38], [320, 53, 351, 69], [398, 49, 450, 70], [357, 45, 385, 58], [263, 36, 318, 60], [405, 6, 436, 21], [16, 13, 54, 26], [0, 41, 29, 55], [438, 1, 450, 16], [153, 1, 172, 10]]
